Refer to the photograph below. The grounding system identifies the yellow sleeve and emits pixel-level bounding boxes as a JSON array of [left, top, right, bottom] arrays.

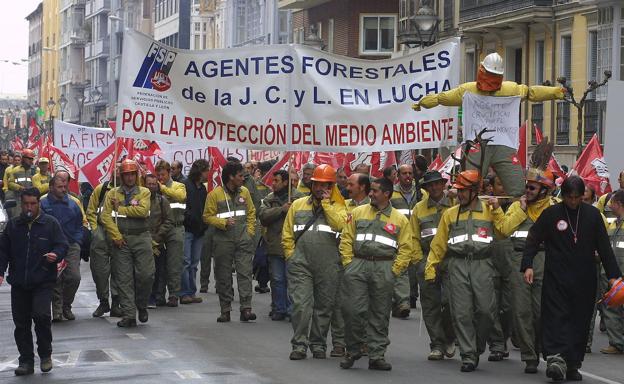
[[69, 195, 88, 226], [527, 85, 565, 102], [160, 182, 186, 203], [339, 213, 356, 266], [245, 188, 256, 236], [595, 194, 607, 213], [321, 199, 347, 232], [490, 206, 506, 234], [100, 191, 123, 242], [32, 174, 49, 195], [498, 201, 528, 237], [419, 84, 467, 109], [425, 210, 451, 281], [410, 209, 424, 264], [203, 190, 227, 230], [117, 189, 151, 218], [2, 167, 10, 192], [392, 217, 414, 276], [281, 201, 296, 259], [601, 213, 610, 230], [7, 169, 21, 191], [86, 186, 100, 230]]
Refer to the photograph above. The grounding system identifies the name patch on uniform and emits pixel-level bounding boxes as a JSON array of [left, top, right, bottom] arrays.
[[130, 199, 139, 206], [556, 220, 568, 231], [477, 227, 489, 238], [383, 223, 397, 235], [238, 197, 245, 204]]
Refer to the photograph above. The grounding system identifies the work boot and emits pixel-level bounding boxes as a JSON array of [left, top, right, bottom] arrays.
[[92, 300, 110, 317], [155, 298, 167, 307], [62, 308, 75, 321], [360, 344, 369, 356], [180, 295, 193, 304], [444, 342, 456, 358], [392, 305, 410, 319], [117, 318, 137, 328], [217, 312, 231, 323], [368, 359, 392, 371], [428, 349, 444, 361], [289, 350, 306, 360], [600, 345, 623, 354], [14, 362, 34, 376], [166, 296, 179, 307], [255, 285, 270, 293], [52, 312, 63, 323], [138, 308, 149, 323], [271, 312, 286, 321], [488, 351, 504, 361], [460, 362, 476, 372], [524, 360, 539, 374], [566, 369, 583, 381], [240, 309, 257, 322], [110, 298, 123, 317], [330, 345, 345, 357], [40, 357, 53, 373], [545, 355, 566, 382], [339, 353, 361, 369], [191, 295, 203, 304], [312, 350, 326, 359]]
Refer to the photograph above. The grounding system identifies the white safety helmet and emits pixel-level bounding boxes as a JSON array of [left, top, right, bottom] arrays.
[[481, 53, 504, 75]]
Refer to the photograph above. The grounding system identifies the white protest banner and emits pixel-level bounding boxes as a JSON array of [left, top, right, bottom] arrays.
[[116, 30, 460, 152], [605, 80, 624, 189], [249, 150, 282, 162], [156, 143, 246, 175], [462, 93, 521, 149], [54, 120, 115, 169]]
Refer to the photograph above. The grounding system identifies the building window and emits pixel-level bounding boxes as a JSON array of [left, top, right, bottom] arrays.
[[560, 35, 572, 81], [195, 22, 200, 31], [444, 0, 454, 31], [328, 18, 334, 53], [534, 40, 544, 85], [360, 15, 396, 55], [556, 101, 570, 145], [464, 50, 476, 82], [596, 7, 613, 100], [194, 34, 200, 49], [531, 103, 543, 145], [584, 100, 606, 143]]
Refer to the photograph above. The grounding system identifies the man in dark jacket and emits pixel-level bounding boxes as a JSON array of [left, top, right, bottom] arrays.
[[0, 187, 69, 376]]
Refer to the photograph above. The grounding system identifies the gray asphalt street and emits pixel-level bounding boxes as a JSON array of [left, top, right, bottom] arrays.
[[1, 263, 622, 383]]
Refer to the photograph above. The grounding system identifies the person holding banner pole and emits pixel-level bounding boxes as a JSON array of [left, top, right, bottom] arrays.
[[203, 161, 257, 323]]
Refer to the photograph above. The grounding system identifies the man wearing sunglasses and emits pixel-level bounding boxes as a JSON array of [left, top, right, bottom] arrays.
[[497, 167, 559, 374]]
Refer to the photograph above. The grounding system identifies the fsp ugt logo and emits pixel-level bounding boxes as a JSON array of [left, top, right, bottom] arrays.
[[133, 42, 177, 92]]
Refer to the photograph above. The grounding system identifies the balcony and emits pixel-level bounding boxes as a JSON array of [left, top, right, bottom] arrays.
[[59, 70, 86, 86], [60, 0, 86, 12], [85, 0, 111, 19], [459, 0, 554, 30], [84, 39, 109, 60], [278, 0, 332, 10], [60, 30, 88, 48]]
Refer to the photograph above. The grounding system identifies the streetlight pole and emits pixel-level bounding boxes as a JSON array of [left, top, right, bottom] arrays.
[[75, 94, 86, 125], [59, 94, 68, 122], [46, 97, 56, 137]]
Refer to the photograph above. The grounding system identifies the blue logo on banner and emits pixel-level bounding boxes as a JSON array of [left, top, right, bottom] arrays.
[[133, 42, 177, 92]]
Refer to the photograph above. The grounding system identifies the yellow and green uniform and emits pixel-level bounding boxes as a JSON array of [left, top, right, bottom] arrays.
[[7, 165, 36, 217], [203, 185, 256, 312], [100, 185, 154, 320], [159, 178, 186, 298], [418, 82, 564, 197], [2, 164, 12, 193], [282, 196, 346, 354], [148, 192, 175, 303], [340, 202, 413, 360], [498, 197, 557, 362], [426, 200, 505, 366], [601, 218, 624, 351], [411, 194, 455, 352], [32, 171, 51, 195], [86, 182, 118, 303], [296, 181, 311, 196], [596, 192, 619, 225]]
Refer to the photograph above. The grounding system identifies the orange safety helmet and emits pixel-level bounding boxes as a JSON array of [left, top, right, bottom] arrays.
[[526, 168, 555, 189], [22, 149, 36, 159], [602, 278, 624, 308], [120, 159, 139, 174], [452, 170, 482, 190], [310, 164, 337, 183]]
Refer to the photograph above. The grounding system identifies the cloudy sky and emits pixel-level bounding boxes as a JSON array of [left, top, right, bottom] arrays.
[[0, 0, 42, 98]]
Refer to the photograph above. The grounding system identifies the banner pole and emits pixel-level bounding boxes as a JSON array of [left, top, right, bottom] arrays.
[[288, 153, 293, 203], [113, 131, 118, 225]]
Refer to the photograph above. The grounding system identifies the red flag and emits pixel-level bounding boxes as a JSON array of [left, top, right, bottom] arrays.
[[428, 154, 444, 171], [572, 134, 611, 196], [312, 152, 345, 169], [342, 152, 397, 178], [207, 147, 227, 192], [262, 152, 293, 186], [518, 121, 527, 169], [534, 124, 544, 144], [81, 139, 122, 186], [45, 143, 80, 194], [438, 146, 463, 182]]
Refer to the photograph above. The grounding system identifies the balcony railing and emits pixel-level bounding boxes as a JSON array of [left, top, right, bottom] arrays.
[[460, 0, 553, 22], [85, 0, 111, 18], [60, 70, 85, 85], [278, 0, 332, 10]]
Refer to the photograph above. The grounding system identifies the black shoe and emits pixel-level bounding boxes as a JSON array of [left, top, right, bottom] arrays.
[[52, 313, 63, 323], [217, 312, 231, 323], [271, 312, 287, 321], [40, 357, 53, 373], [14, 363, 34, 376], [410, 296, 417, 309], [289, 350, 306, 360], [92, 301, 110, 317], [546, 363, 565, 381], [254, 286, 270, 293], [340, 353, 361, 369], [369, 359, 392, 371], [312, 351, 326, 359], [488, 351, 504, 361], [460, 362, 476, 372], [392, 306, 410, 319], [566, 369, 583, 381], [240, 309, 257, 322], [117, 318, 137, 328], [330, 345, 345, 357], [155, 299, 167, 307], [110, 307, 123, 318], [138, 308, 149, 323], [63, 308, 75, 321], [524, 360, 538, 374]]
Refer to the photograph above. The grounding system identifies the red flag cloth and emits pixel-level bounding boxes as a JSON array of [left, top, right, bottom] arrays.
[[428, 154, 444, 171], [342, 152, 397, 178], [518, 121, 527, 169], [207, 147, 227, 192], [45, 143, 81, 194], [572, 134, 612, 196], [438, 146, 463, 182], [262, 152, 293, 186], [312, 152, 345, 169], [81, 139, 120, 186]]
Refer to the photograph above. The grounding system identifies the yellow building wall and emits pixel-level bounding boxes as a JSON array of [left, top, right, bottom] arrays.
[[41, 0, 60, 118], [567, 13, 589, 147]]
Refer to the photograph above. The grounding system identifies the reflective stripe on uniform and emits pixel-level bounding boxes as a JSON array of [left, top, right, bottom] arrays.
[[170, 203, 186, 209], [397, 209, 411, 216], [216, 210, 247, 219], [472, 234, 493, 243], [112, 211, 127, 218], [607, 217, 617, 224], [617, 242, 624, 249], [420, 228, 437, 238], [16, 177, 32, 182], [292, 224, 337, 234], [355, 233, 397, 249], [510, 230, 529, 238], [448, 233, 493, 244], [448, 234, 468, 244], [97, 207, 103, 213]]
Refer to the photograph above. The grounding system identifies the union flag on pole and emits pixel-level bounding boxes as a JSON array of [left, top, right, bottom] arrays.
[[572, 134, 612, 196]]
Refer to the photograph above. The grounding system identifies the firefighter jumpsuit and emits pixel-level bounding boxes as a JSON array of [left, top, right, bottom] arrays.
[[602, 219, 624, 351], [426, 200, 505, 366], [282, 196, 346, 354], [148, 192, 174, 303], [159, 178, 186, 299]]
